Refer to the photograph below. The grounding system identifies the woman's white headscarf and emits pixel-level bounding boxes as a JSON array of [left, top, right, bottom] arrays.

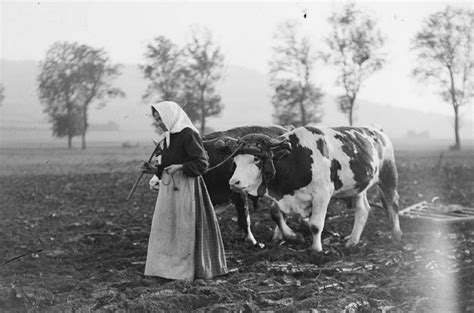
[[151, 101, 199, 149]]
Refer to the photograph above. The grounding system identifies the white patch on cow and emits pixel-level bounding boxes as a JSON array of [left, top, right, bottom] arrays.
[[276, 184, 314, 218], [365, 128, 396, 190], [245, 213, 257, 245], [378, 130, 396, 160], [229, 154, 262, 196], [273, 127, 333, 218], [316, 128, 358, 196]]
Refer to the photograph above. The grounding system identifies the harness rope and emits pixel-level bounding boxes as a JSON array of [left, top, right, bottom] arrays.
[[205, 142, 244, 173], [161, 169, 179, 191], [159, 142, 244, 191], [154, 134, 288, 191]]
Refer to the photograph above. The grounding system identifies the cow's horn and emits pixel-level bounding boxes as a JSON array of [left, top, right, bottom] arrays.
[[266, 137, 288, 148], [214, 136, 238, 151], [214, 139, 227, 150]]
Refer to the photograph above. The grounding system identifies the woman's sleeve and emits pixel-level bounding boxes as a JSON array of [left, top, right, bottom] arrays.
[[182, 129, 209, 177], [154, 164, 165, 179]]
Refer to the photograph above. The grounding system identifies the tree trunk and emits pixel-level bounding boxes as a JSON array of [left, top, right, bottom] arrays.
[[348, 96, 356, 126], [81, 132, 86, 150], [452, 106, 461, 150], [300, 84, 307, 126], [66, 101, 73, 149], [448, 66, 460, 150], [81, 122, 87, 150], [201, 113, 206, 134], [200, 89, 206, 134], [81, 106, 88, 150], [300, 102, 307, 126]]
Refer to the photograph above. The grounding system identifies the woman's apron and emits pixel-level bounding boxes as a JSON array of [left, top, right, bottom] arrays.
[[144, 171, 227, 281]]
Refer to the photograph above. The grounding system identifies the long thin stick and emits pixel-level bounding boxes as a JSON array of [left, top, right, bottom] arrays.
[[126, 142, 163, 201], [4, 249, 43, 265]]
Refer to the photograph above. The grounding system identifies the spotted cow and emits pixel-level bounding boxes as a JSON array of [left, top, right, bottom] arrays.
[[228, 126, 402, 252]]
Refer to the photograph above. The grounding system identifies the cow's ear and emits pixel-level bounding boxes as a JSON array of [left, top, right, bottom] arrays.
[[261, 159, 276, 184], [229, 161, 236, 173]]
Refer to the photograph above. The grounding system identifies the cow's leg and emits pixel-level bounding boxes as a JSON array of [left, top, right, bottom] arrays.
[[270, 203, 299, 242], [230, 192, 258, 245], [271, 225, 283, 242], [379, 186, 402, 241], [379, 160, 403, 241], [346, 191, 371, 247], [248, 194, 259, 211], [308, 193, 331, 252]]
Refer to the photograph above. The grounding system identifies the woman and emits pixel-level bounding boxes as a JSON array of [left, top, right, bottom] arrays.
[[140, 101, 228, 281]]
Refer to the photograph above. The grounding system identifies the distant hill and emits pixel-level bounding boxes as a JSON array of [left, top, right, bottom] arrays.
[[0, 59, 472, 147]]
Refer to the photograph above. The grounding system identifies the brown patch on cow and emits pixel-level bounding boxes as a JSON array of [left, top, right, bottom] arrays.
[[379, 160, 398, 191], [306, 126, 324, 136], [317, 138, 329, 159], [310, 224, 319, 235], [374, 131, 386, 146], [363, 128, 385, 160], [268, 134, 313, 200], [334, 128, 376, 192], [330, 159, 343, 190]]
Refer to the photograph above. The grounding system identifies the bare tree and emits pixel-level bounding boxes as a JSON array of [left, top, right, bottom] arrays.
[[140, 30, 224, 134], [326, 3, 385, 126], [269, 21, 323, 127], [183, 26, 225, 134], [140, 36, 187, 104], [412, 6, 473, 150], [38, 41, 124, 149]]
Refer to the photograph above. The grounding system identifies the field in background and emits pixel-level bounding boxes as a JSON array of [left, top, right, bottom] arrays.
[[0, 145, 150, 177], [1, 143, 473, 177], [0, 146, 473, 311]]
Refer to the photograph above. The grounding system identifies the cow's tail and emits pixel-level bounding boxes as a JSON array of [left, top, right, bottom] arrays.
[[375, 184, 390, 217], [376, 159, 400, 214], [376, 157, 403, 241]]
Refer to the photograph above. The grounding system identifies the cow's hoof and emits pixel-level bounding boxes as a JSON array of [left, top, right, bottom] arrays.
[[309, 247, 323, 254], [392, 229, 403, 241], [305, 248, 330, 265], [253, 242, 265, 249], [344, 240, 366, 254], [285, 233, 305, 244], [293, 247, 322, 254], [271, 236, 284, 243], [345, 239, 359, 248], [243, 235, 258, 246]]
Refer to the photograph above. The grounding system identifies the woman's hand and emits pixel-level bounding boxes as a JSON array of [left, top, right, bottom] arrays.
[[164, 164, 183, 175], [149, 175, 160, 191], [140, 161, 157, 174]]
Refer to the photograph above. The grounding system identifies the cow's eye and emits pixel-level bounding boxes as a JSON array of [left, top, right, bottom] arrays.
[[253, 156, 260, 162]]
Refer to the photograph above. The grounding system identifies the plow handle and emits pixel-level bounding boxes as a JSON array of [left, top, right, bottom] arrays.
[[126, 143, 163, 201]]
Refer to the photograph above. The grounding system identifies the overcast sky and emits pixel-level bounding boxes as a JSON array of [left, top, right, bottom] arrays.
[[1, 0, 472, 117]]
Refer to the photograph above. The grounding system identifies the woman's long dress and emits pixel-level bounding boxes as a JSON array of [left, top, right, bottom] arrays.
[[144, 127, 228, 281]]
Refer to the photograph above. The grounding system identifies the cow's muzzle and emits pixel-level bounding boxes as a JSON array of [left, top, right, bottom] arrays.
[[229, 177, 244, 191]]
